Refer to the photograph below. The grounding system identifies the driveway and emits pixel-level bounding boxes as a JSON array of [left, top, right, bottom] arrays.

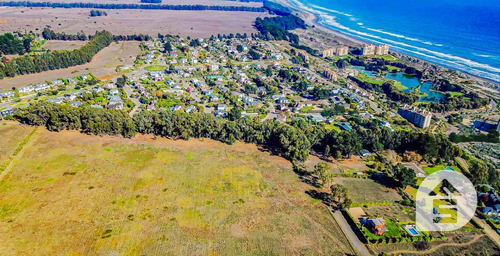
[[333, 210, 371, 256]]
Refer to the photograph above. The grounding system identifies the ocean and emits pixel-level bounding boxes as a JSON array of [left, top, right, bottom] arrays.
[[288, 0, 500, 83]]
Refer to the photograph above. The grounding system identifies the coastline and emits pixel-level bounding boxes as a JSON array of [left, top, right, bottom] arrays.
[[274, 0, 500, 94], [273, 0, 370, 46]]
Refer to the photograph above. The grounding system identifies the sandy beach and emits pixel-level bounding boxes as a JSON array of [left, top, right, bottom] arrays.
[[273, 0, 364, 45]]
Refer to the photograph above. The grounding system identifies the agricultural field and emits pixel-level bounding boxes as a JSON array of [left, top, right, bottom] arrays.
[[0, 7, 269, 38], [0, 42, 140, 91], [0, 125, 353, 255]]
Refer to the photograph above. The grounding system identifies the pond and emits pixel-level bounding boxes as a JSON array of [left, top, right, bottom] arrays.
[[385, 73, 445, 103], [350, 67, 445, 102]]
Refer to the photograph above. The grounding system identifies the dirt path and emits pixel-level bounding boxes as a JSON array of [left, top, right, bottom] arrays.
[[0, 127, 38, 182], [389, 234, 485, 255]]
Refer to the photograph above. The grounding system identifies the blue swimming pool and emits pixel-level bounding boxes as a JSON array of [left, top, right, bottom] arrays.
[[408, 228, 419, 235]]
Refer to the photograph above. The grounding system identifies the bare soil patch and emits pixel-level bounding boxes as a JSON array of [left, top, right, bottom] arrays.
[[41, 40, 87, 51]]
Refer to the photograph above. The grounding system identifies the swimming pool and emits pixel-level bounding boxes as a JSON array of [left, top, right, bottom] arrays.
[[408, 228, 419, 236], [445, 167, 455, 171]]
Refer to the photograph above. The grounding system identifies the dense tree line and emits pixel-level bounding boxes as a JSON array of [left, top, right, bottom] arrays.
[[263, 0, 291, 16], [18, 102, 460, 164], [424, 93, 488, 112], [449, 131, 499, 143], [0, 33, 30, 56], [42, 28, 151, 41], [90, 10, 107, 17], [254, 15, 305, 44], [20, 102, 498, 189], [19, 102, 135, 137], [0, 31, 112, 79], [42, 28, 88, 41], [0, 1, 265, 12]]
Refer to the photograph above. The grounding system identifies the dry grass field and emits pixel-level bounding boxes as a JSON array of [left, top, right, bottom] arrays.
[[0, 122, 34, 164], [0, 124, 353, 255], [334, 177, 402, 204], [0, 7, 269, 37], [0, 41, 140, 91]]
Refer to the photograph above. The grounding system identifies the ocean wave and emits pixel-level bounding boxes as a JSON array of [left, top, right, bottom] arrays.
[[365, 28, 442, 47], [308, 4, 353, 17]]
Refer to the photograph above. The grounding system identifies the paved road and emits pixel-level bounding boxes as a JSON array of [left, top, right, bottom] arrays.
[[262, 102, 278, 121], [333, 211, 371, 256], [123, 84, 140, 117]]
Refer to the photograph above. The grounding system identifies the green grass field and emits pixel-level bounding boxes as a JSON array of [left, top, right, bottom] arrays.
[[145, 65, 166, 71], [0, 125, 352, 255]]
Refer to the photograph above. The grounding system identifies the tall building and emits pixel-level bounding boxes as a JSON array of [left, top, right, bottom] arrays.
[[336, 46, 349, 56], [398, 105, 432, 129], [322, 48, 335, 58], [361, 44, 376, 55], [297, 50, 309, 62], [375, 44, 390, 55], [323, 69, 337, 81]]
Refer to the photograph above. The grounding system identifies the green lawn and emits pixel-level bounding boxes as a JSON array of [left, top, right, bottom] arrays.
[[423, 165, 459, 175], [299, 106, 314, 113], [324, 124, 342, 132], [359, 74, 385, 85], [385, 65, 401, 72], [145, 65, 166, 71], [393, 81, 408, 90], [362, 219, 401, 239], [447, 92, 464, 97]]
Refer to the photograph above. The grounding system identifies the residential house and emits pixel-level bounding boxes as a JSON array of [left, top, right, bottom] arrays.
[[185, 105, 197, 113], [0, 91, 15, 99], [368, 218, 387, 236], [46, 98, 63, 104], [34, 83, 51, 92], [308, 114, 325, 123], [217, 104, 228, 111], [70, 101, 83, 108], [0, 108, 14, 117], [18, 85, 34, 94]]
